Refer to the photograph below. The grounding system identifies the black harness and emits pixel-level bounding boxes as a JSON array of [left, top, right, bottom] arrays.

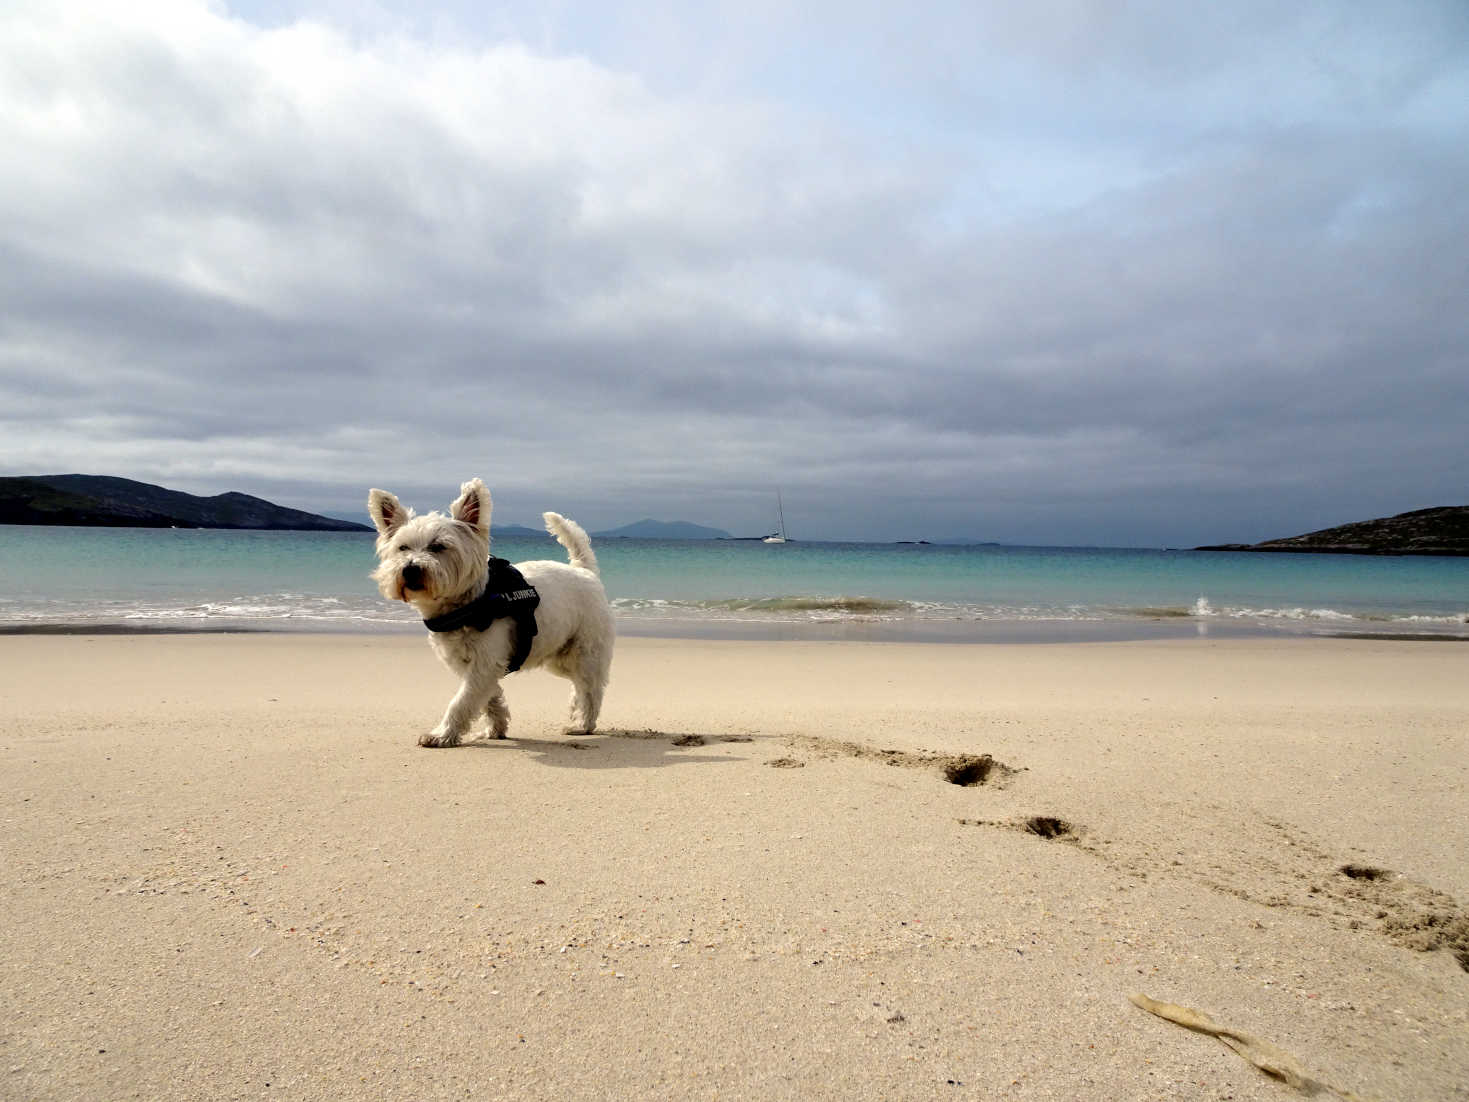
[[422, 557, 540, 673]]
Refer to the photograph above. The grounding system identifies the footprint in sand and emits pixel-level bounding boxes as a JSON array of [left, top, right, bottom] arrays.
[[778, 735, 1019, 788], [961, 812, 1469, 972]]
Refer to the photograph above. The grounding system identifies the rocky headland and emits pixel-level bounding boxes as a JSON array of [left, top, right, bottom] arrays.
[[1198, 506, 1469, 557]]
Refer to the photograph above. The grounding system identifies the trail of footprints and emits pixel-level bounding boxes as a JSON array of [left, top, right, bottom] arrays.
[[127, 728, 1468, 978], [631, 727, 1469, 974]]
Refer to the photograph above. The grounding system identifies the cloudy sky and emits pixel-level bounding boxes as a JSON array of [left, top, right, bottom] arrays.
[[3, 1, 1465, 544]]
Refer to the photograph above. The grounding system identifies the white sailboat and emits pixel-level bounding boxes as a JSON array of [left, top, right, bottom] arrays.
[[763, 491, 789, 544]]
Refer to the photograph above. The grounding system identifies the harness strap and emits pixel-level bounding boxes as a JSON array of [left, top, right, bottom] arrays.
[[422, 558, 540, 673]]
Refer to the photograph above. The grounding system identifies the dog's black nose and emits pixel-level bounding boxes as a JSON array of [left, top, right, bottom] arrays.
[[402, 563, 424, 590]]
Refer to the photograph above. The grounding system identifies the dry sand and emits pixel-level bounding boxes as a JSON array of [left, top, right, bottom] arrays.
[[2, 632, 1467, 1101]]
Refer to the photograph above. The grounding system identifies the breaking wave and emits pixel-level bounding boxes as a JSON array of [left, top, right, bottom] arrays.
[[707, 596, 914, 614], [1169, 596, 1467, 632], [609, 594, 1468, 637], [613, 595, 915, 621], [1184, 595, 1358, 622]]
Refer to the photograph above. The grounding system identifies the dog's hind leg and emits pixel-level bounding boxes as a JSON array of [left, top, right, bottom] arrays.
[[563, 644, 609, 735], [486, 691, 510, 740], [567, 686, 599, 735]]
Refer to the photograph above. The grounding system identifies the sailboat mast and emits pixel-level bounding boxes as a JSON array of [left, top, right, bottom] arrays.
[[763, 490, 789, 542]]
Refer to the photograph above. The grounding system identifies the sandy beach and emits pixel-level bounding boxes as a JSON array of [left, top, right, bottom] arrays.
[[2, 632, 1466, 1100]]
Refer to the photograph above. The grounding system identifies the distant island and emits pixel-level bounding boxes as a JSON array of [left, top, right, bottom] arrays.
[[592, 518, 732, 540], [1197, 506, 1469, 557], [0, 474, 370, 532]]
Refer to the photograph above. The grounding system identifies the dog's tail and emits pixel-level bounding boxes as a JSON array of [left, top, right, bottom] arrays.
[[543, 512, 599, 575]]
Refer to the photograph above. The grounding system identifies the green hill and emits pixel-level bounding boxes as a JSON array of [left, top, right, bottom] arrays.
[[0, 474, 370, 531]]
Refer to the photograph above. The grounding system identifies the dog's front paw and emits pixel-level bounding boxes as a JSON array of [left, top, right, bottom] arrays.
[[419, 729, 463, 748]]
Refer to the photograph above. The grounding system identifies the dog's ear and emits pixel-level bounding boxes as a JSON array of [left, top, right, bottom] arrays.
[[367, 489, 411, 536], [450, 478, 492, 534]]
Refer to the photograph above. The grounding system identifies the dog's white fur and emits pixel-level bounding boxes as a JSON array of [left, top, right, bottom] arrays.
[[367, 478, 613, 747]]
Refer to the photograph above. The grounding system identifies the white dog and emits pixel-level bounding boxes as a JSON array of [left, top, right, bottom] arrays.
[[368, 478, 613, 747]]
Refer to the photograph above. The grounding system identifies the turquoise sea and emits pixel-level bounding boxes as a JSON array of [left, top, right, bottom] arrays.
[[2, 525, 1466, 641]]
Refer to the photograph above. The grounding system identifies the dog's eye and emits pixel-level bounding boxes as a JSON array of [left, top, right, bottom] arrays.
[[427, 542, 445, 553]]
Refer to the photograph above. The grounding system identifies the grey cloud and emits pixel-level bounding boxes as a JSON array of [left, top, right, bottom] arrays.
[[1, 1, 1465, 545]]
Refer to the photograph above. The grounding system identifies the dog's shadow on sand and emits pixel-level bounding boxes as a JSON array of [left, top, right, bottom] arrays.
[[460, 728, 752, 771]]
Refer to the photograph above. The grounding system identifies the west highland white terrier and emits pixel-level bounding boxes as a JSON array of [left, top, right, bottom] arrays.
[[368, 478, 613, 747]]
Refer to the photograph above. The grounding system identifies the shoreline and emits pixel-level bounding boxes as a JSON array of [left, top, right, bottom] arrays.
[[2, 614, 1465, 643]]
